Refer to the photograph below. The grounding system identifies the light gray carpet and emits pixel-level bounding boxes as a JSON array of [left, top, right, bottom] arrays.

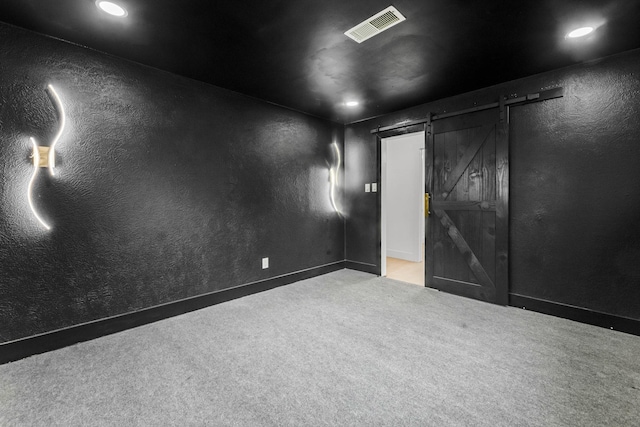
[[1, 269, 639, 426]]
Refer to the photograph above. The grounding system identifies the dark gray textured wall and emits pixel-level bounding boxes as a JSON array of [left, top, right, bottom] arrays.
[[345, 49, 640, 320], [0, 23, 344, 343]]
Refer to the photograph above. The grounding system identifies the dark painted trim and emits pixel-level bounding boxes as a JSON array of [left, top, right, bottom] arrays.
[[509, 293, 640, 337], [345, 260, 379, 275], [370, 117, 431, 134], [0, 261, 346, 365]]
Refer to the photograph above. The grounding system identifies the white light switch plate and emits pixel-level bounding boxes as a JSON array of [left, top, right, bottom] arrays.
[[365, 183, 371, 193], [262, 257, 269, 269], [371, 183, 377, 192]]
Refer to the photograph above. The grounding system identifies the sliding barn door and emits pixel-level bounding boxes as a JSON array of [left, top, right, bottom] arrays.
[[425, 106, 508, 305]]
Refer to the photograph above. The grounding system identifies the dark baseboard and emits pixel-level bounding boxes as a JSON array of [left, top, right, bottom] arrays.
[[0, 261, 345, 365], [345, 260, 379, 275], [509, 293, 640, 337]]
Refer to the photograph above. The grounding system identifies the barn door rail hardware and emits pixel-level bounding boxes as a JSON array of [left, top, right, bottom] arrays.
[[370, 87, 563, 134]]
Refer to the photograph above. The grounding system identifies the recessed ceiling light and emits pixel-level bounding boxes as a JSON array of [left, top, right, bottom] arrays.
[[566, 26, 594, 38], [96, 1, 128, 17], [345, 101, 359, 107]]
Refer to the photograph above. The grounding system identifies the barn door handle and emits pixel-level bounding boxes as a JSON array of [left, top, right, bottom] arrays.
[[425, 193, 431, 217]]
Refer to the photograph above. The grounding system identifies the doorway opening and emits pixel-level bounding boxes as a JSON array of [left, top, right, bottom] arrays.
[[381, 131, 425, 286]]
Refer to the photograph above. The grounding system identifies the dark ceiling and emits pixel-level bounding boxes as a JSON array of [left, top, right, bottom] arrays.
[[1, 0, 640, 123]]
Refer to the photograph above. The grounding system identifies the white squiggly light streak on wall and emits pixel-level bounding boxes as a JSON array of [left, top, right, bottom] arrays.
[[46, 84, 65, 176], [330, 142, 342, 216], [28, 137, 52, 230]]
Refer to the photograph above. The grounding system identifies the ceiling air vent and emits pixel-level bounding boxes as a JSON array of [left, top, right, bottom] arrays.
[[344, 6, 406, 43]]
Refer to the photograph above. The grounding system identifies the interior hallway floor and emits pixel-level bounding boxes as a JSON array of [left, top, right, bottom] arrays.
[[386, 256, 424, 286]]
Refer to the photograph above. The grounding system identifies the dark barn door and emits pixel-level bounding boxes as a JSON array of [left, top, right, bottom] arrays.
[[425, 105, 508, 305]]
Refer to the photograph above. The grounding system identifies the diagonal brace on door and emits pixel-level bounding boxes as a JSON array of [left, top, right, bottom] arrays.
[[434, 209, 495, 289], [441, 124, 494, 200]]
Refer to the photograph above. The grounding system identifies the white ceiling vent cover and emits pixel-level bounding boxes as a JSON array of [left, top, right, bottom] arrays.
[[345, 6, 406, 43]]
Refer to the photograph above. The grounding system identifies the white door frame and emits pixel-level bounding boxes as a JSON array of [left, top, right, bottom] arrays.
[[381, 131, 425, 277], [381, 139, 388, 276]]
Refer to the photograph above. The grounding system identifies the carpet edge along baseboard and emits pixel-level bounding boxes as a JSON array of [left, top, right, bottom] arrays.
[[509, 293, 640, 337], [0, 261, 346, 365], [345, 260, 379, 275]]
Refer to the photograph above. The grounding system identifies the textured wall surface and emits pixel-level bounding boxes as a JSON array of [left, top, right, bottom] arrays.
[[0, 23, 344, 343], [509, 58, 640, 318], [345, 48, 640, 320]]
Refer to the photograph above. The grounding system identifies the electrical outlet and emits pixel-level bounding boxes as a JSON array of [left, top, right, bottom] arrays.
[[365, 183, 371, 192], [262, 257, 269, 269], [371, 183, 378, 192]]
